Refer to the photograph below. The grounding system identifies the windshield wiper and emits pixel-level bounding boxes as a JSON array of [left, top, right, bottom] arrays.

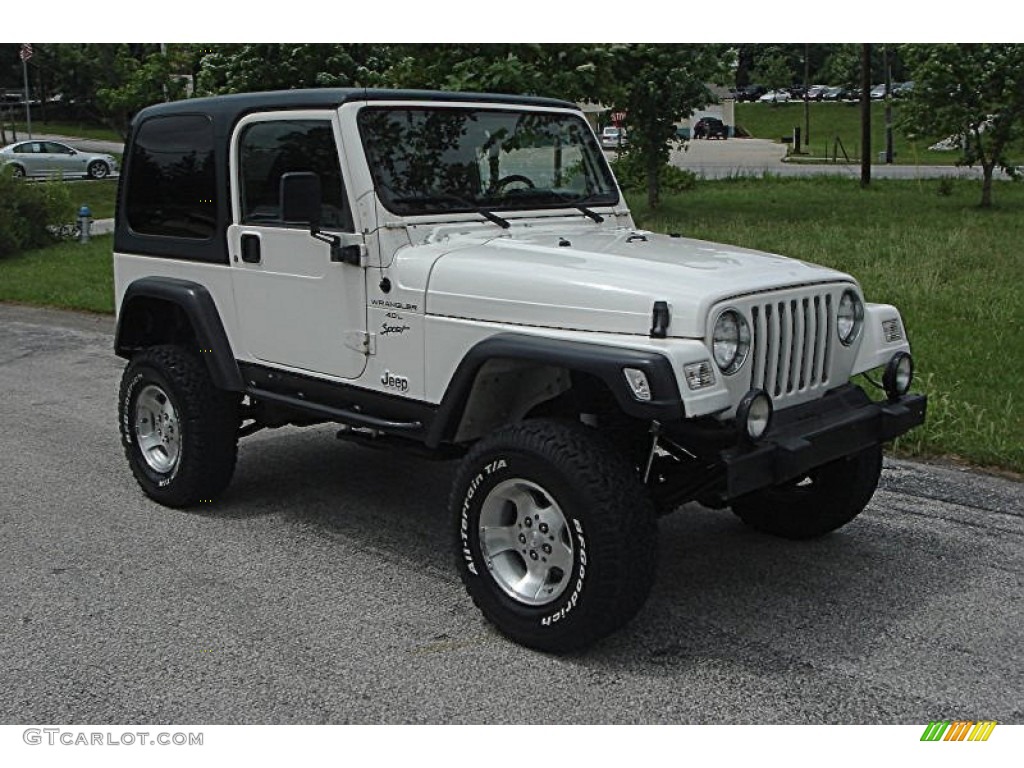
[[392, 193, 510, 229], [575, 205, 604, 223], [553, 193, 610, 223]]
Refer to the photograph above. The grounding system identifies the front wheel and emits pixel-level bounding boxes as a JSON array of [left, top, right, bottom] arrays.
[[452, 419, 657, 653], [731, 445, 883, 540], [87, 160, 109, 179], [118, 345, 240, 507]]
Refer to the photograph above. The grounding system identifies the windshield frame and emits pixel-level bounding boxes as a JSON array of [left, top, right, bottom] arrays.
[[355, 103, 621, 219]]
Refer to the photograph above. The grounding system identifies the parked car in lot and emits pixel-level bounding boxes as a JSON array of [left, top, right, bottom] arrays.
[[692, 117, 728, 139], [822, 86, 849, 101], [759, 90, 791, 103], [870, 83, 888, 100], [893, 81, 915, 98], [733, 84, 767, 102], [0, 140, 117, 179], [805, 85, 830, 101], [600, 126, 627, 149]]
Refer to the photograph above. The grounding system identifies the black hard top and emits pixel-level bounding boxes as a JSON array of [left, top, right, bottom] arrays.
[[133, 88, 578, 126]]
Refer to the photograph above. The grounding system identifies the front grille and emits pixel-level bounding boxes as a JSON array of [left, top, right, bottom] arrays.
[[749, 293, 834, 398]]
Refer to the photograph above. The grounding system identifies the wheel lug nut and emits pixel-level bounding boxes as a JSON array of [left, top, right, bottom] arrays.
[[518, 534, 527, 544], [539, 523, 549, 534], [529, 551, 539, 561], [524, 518, 532, 528], [542, 543, 552, 554]]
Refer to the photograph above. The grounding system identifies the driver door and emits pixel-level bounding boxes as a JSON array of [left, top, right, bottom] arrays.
[[227, 112, 367, 380]]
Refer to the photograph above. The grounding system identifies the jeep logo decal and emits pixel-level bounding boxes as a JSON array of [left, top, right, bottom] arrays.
[[380, 370, 410, 392]]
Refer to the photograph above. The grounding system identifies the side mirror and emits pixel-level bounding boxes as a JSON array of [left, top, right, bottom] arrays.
[[279, 171, 322, 228]]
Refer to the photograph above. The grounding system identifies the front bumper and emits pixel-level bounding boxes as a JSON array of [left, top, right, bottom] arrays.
[[719, 385, 927, 499]]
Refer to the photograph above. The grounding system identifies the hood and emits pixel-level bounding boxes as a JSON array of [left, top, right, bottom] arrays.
[[424, 225, 853, 338]]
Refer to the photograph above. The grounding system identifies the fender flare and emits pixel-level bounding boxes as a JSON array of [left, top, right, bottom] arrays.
[[426, 333, 684, 447], [115, 277, 244, 391]]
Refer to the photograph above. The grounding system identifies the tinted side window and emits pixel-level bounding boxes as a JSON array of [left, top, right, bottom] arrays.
[[43, 142, 72, 154], [238, 120, 349, 229], [126, 115, 216, 239], [14, 143, 37, 154]]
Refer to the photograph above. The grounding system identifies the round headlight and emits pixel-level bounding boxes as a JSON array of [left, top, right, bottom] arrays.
[[712, 310, 751, 375], [837, 289, 864, 346]]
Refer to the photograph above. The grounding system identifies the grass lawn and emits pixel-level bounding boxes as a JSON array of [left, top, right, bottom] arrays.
[[631, 177, 1024, 473], [2, 178, 1021, 472], [7, 120, 122, 143], [65, 179, 119, 219], [736, 101, 976, 166], [0, 235, 113, 313]]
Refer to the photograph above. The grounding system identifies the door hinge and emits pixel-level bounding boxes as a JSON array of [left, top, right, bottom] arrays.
[[344, 331, 376, 356]]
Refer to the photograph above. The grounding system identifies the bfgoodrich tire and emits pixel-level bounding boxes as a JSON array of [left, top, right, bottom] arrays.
[[452, 419, 657, 653], [731, 444, 883, 540], [118, 345, 239, 507]]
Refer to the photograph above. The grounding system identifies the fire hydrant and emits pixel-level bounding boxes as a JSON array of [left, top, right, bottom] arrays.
[[78, 205, 92, 244]]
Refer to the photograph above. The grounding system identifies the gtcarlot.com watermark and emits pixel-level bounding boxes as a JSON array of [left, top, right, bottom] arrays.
[[23, 728, 203, 747]]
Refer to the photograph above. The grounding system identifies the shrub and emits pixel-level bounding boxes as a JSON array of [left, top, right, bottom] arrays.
[[609, 152, 698, 195], [0, 171, 73, 257]]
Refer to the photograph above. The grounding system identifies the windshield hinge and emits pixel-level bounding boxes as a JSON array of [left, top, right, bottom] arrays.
[[344, 331, 376, 356]]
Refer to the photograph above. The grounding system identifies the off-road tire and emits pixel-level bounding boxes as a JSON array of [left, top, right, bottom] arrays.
[[452, 419, 657, 653], [731, 444, 883, 540], [118, 344, 239, 507], [86, 160, 109, 179]]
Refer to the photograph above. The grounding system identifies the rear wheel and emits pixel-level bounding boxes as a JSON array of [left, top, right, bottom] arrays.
[[731, 445, 883, 540], [452, 419, 657, 653], [9, 164, 25, 178], [118, 345, 239, 507]]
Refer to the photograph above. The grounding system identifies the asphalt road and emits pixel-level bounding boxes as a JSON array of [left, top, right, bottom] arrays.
[[1, 304, 1021, 724]]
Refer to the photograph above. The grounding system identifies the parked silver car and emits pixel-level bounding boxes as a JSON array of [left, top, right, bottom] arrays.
[[600, 126, 627, 149], [0, 140, 117, 179]]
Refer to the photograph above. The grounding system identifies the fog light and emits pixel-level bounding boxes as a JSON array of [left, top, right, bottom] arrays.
[[623, 368, 652, 401], [736, 389, 773, 442], [882, 352, 913, 400]]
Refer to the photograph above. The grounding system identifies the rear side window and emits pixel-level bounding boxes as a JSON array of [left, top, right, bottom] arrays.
[[126, 115, 216, 239], [237, 119, 350, 229]]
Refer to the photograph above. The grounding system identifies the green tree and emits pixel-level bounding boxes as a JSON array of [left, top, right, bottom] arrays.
[[196, 44, 395, 94], [599, 44, 727, 208], [901, 44, 1024, 207], [751, 47, 794, 95]]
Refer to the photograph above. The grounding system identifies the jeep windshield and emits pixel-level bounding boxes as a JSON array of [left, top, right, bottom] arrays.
[[357, 106, 619, 217]]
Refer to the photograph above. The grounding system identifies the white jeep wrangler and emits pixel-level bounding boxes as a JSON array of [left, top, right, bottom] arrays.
[[113, 88, 926, 652]]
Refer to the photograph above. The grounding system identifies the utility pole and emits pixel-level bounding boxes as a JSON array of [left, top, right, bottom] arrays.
[[20, 43, 33, 139], [860, 43, 872, 187], [884, 45, 894, 164], [804, 43, 811, 148]]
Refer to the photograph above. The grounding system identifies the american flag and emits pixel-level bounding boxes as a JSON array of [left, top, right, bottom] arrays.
[[20, 43, 33, 62]]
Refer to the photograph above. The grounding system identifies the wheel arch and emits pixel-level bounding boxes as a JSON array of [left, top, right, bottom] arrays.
[[426, 333, 683, 448], [115, 277, 243, 391]]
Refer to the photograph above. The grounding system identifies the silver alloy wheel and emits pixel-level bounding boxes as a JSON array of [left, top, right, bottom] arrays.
[[134, 384, 182, 474], [478, 478, 575, 606], [88, 161, 108, 179]]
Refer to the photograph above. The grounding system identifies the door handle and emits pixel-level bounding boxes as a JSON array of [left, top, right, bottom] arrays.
[[240, 233, 261, 264]]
